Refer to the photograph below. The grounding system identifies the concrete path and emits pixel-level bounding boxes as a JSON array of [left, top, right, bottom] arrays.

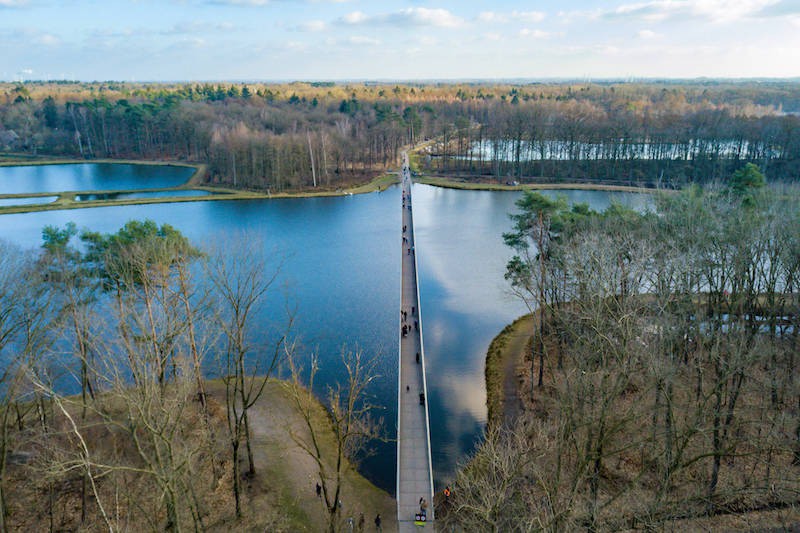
[[396, 152, 435, 531]]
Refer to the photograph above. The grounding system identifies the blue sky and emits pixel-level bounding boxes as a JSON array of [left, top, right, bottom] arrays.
[[1, 0, 799, 81]]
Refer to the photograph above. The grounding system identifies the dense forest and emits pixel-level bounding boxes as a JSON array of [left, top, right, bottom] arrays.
[[1, 81, 799, 191], [443, 171, 800, 530]]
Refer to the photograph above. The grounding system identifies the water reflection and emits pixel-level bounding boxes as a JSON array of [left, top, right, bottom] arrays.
[[412, 184, 651, 486], [76, 190, 212, 201], [0, 163, 194, 195]]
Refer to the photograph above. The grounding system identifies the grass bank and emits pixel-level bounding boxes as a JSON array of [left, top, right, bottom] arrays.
[[415, 175, 657, 194], [0, 161, 399, 215], [483, 313, 533, 429]]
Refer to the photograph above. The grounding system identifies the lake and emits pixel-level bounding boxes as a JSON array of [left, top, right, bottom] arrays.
[[441, 139, 751, 162], [0, 163, 194, 194], [76, 190, 212, 201], [0, 165, 651, 492], [0, 196, 58, 207]]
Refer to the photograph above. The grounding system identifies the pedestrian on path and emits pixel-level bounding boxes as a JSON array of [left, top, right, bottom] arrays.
[[316, 482, 321, 498], [416, 352, 420, 364], [374, 513, 382, 531]]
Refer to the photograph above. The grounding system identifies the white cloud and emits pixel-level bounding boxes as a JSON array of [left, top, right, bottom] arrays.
[[0, 0, 29, 6], [559, 0, 784, 24], [519, 28, 552, 39], [342, 11, 367, 24], [340, 7, 464, 28], [601, 0, 779, 23], [478, 11, 507, 23], [36, 33, 60, 46], [160, 21, 237, 35], [347, 35, 379, 45], [637, 29, 658, 38], [483, 32, 503, 41], [477, 10, 545, 23], [293, 20, 327, 32], [514, 10, 546, 23], [284, 40, 308, 51]]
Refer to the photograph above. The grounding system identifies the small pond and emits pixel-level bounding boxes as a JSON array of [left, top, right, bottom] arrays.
[[0, 196, 58, 207], [76, 190, 212, 201], [0, 163, 195, 195]]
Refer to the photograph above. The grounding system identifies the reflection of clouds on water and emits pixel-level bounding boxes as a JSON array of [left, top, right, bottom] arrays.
[[424, 315, 488, 422], [439, 364, 487, 423], [412, 183, 652, 484], [412, 185, 651, 322], [414, 185, 525, 320]]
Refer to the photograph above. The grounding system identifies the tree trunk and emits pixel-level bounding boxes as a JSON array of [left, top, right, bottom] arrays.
[[307, 130, 317, 187]]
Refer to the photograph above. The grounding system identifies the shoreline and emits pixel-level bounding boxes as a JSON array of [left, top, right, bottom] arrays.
[[483, 313, 533, 429], [415, 175, 660, 194], [0, 157, 400, 214]]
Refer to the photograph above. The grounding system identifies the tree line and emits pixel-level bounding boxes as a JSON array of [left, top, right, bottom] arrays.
[[424, 98, 800, 186], [2, 81, 799, 191], [443, 168, 800, 530]]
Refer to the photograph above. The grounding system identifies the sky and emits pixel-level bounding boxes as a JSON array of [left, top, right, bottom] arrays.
[[1, 0, 799, 81]]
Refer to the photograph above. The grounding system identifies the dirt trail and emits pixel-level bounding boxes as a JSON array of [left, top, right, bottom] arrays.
[[207, 380, 396, 532], [500, 316, 533, 427]]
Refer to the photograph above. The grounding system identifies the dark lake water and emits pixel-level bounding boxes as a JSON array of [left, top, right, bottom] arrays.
[[76, 190, 212, 201], [0, 169, 651, 493], [0, 163, 194, 194]]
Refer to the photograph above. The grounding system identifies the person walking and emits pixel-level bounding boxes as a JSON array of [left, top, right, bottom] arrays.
[[374, 513, 382, 531]]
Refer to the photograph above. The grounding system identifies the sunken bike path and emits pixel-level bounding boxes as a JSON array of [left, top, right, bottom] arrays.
[[396, 152, 435, 530]]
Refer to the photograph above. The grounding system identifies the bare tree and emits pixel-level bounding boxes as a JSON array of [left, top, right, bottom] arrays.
[[285, 347, 383, 533], [205, 237, 287, 518]]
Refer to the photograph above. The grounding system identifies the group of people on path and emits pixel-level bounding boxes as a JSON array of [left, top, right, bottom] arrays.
[[315, 481, 383, 531]]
